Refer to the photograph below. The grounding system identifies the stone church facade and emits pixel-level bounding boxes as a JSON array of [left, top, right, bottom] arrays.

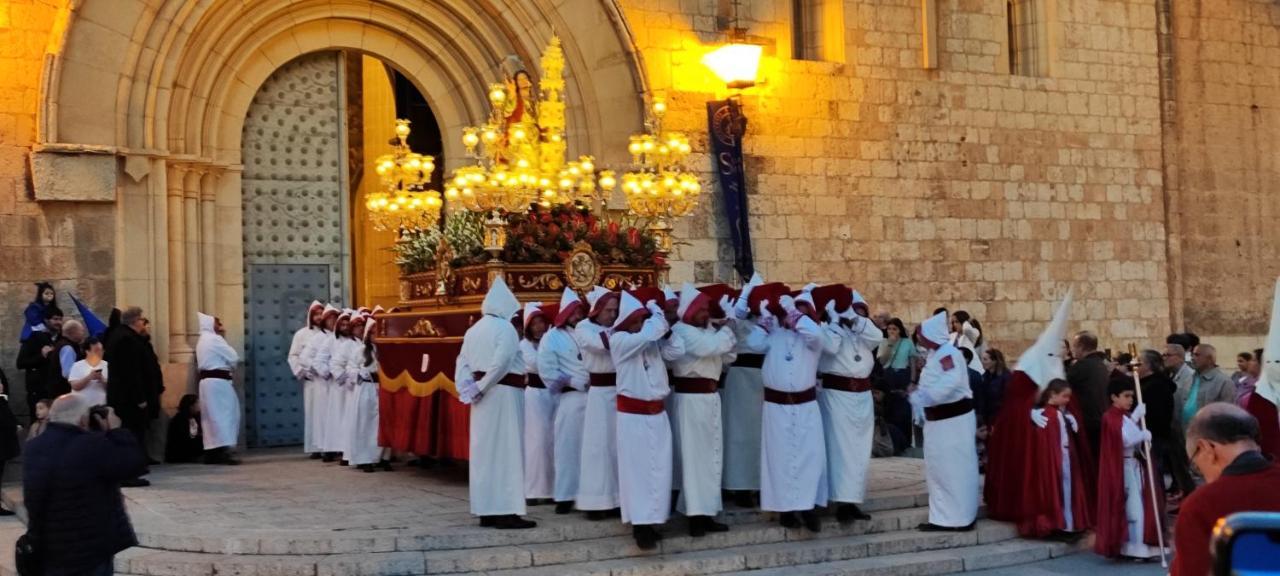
[[0, 0, 1275, 421]]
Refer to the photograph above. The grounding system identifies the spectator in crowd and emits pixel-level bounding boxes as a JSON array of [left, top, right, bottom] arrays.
[[16, 306, 63, 421], [23, 394, 147, 575], [0, 368, 17, 516], [105, 306, 163, 486], [1067, 330, 1109, 454], [1112, 352, 1133, 378], [19, 282, 57, 343], [1130, 349, 1184, 500], [26, 399, 50, 442], [876, 318, 914, 451], [164, 394, 204, 464], [1232, 352, 1251, 385], [1061, 339, 1076, 369], [68, 337, 109, 407], [1170, 404, 1280, 576], [1178, 344, 1236, 433], [978, 349, 1011, 426], [1235, 350, 1260, 406], [47, 319, 87, 399]]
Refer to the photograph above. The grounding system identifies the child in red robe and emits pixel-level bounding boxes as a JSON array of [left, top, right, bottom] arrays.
[[1019, 379, 1092, 539], [1095, 378, 1166, 561]]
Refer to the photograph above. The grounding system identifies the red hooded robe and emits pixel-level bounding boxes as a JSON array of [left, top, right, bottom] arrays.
[[984, 371, 1040, 520], [1017, 404, 1094, 537], [1245, 393, 1280, 461], [1094, 406, 1165, 558]]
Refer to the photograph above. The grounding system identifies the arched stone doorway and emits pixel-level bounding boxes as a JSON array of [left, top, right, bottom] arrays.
[[35, 1, 648, 425]]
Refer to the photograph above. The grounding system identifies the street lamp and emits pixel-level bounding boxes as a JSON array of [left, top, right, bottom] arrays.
[[702, 42, 763, 90]]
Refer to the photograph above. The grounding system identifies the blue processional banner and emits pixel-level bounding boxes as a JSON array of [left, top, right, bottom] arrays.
[[706, 99, 754, 281]]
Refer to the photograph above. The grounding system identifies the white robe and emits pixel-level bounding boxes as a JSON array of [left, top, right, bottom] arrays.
[[910, 343, 980, 528], [301, 331, 335, 452], [537, 326, 589, 503], [521, 338, 555, 499], [1120, 412, 1159, 558], [457, 314, 526, 516], [722, 319, 767, 491], [817, 315, 883, 504], [667, 321, 736, 517], [328, 337, 360, 456], [758, 316, 830, 512], [288, 326, 322, 454], [348, 351, 383, 466], [611, 314, 673, 526], [575, 320, 619, 511], [196, 326, 241, 451]]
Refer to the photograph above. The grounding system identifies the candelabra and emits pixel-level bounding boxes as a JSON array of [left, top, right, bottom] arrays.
[[365, 119, 442, 231], [621, 96, 702, 256]]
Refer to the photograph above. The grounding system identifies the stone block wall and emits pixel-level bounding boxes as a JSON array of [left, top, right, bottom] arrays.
[[1168, 0, 1280, 337], [0, 0, 116, 417], [624, 0, 1173, 351]]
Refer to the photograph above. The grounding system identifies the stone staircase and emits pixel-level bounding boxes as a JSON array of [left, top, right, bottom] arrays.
[[1, 485, 1082, 576]]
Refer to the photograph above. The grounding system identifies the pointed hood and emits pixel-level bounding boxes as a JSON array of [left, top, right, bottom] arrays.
[[662, 285, 679, 304], [794, 283, 817, 312], [851, 290, 869, 316], [372, 305, 385, 315], [481, 277, 521, 320], [306, 300, 324, 329], [916, 312, 950, 350], [198, 312, 216, 334], [1015, 290, 1074, 389], [586, 286, 619, 319], [678, 282, 711, 324], [554, 288, 584, 327], [1258, 278, 1280, 405], [612, 291, 648, 332], [522, 301, 547, 338], [363, 315, 378, 344]]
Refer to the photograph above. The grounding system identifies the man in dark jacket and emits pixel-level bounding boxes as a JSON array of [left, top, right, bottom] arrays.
[[46, 319, 86, 400], [15, 307, 63, 422], [1067, 330, 1110, 454], [23, 394, 146, 575], [105, 307, 163, 485]]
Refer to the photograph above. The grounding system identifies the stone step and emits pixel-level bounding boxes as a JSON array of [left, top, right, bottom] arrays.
[[0, 485, 933, 555], [106, 517, 1020, 576], [718, 539, 1082, 576]]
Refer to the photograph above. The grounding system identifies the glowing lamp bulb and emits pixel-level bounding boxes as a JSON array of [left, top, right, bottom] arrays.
[[702, 43, 763, 90]]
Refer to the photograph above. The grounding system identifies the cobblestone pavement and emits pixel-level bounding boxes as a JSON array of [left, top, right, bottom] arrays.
[[116, 449, 927, 537]]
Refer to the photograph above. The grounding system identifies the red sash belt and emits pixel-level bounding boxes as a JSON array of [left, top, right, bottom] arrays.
[[525, 374, 545, 389], [733, 354, 765, 369], [617, 394, 665, 415], [199, 369, 233, 381], [924, 398, 974, 422], [763, 386, 817, 405], [472, 371, 526, 389], [588, 373, 616, 387], [820, 374, 872, 393], [673, 377, 719, 394]]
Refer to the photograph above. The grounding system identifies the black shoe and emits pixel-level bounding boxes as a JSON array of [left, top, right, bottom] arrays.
[[733, 491, 756, 508], [704, 518, 729, 533], [586, 510, 608, 521], [309, 453, 322, 460], [147, 458, 162, 466], [322, 453, 336, 463], [917, 521, 975, 532], [379, 460, 393, 472], [222, 457, 242, 466], [479, 516, 495, 527], [633, 525, 659, 550], [494, 515, 537, 530], [0, 508, 14, 516], [779, 512, 800, 528], [800, 510, 822, 533], [836, 503, 871, 525], [607, 508, 621, 518], [689, 516, 707, 538], [120, 478, 151, 488], [359, 464, 375, 473], [339, 460, 349, 467], [555, 501, 574, 515]]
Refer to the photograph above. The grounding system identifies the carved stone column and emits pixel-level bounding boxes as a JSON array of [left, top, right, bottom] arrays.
[[166, 163, 191, 361], [200, 170, 219, 312], [184, 169, 203, 343]]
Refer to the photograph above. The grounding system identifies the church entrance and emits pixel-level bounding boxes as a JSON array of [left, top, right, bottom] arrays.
[[239, 51, 441, 446]]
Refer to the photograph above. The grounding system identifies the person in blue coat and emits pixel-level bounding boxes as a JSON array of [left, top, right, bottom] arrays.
[[20, 282, 56, 343]]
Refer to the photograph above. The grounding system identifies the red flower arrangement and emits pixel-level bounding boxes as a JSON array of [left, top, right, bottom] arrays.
[[498, 204, 661, 267]]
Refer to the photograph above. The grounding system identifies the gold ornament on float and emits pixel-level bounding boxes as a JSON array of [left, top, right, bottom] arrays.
[[621, 94, 701, 257]]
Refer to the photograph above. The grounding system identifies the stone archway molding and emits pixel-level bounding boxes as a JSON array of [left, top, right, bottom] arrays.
[[34, 0, 647, 363]]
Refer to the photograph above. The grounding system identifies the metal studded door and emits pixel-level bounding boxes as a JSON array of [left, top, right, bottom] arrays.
[[241, 51, 348, 446], [245, 265, 330, 446]]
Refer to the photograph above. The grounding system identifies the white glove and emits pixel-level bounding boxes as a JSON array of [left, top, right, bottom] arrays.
[[839, 307, 858, 322], [824, 300, 838, 321], [780, 295, 797, 314], [1139, 429, 1153, 443], [718, 295, 733, 316], [457, 378, 482, 405], [1064, 413, 1079, 433], [732, 296, 751, 320], [1031, 408, 1049, 429], [758, 299, 771, 318], [1131, 403, 1147, 422], [645, 300, 664, 316]]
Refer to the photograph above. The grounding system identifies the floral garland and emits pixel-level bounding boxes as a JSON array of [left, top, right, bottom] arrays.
[[501, 204, 661, 267]]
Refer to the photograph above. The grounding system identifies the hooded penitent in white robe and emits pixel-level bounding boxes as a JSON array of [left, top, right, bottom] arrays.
[[910, 312, 980, 528], [289, 301, 324, 454], [348, 318, 383, 466], [521, 302, 555, 500], [196, 313, 241, 450], [756, 301, 832, 512], [327, 312, 359, 456], [667, 283, 736, 517], [302, 305, 340, 452], [722, 274, 767, 491], [575, 287, 621, 511], [818, 299, 884, 506], [610, 293, 673, 526], [537, 289, 590, 504], [456, 278, 526, 517]]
